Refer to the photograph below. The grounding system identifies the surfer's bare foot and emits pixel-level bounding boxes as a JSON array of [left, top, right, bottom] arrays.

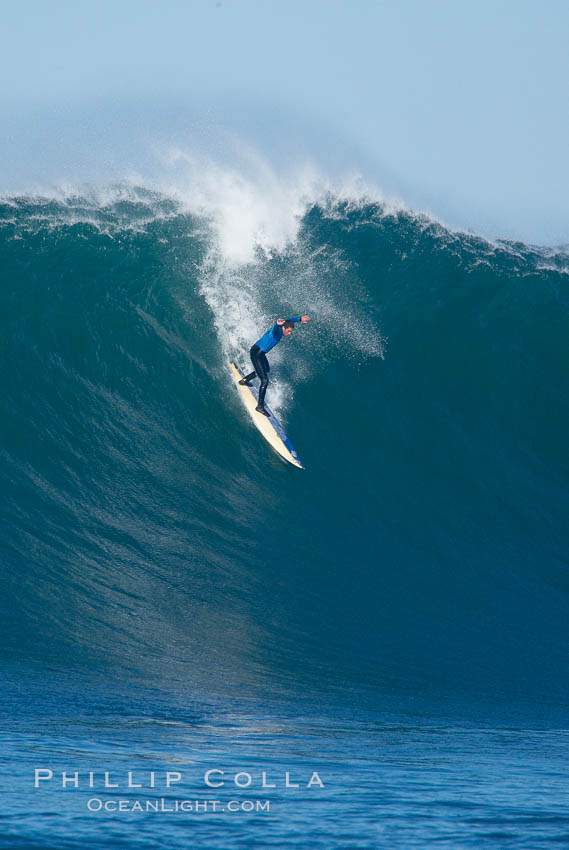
[[255, 405, 270, 417], [239, 378, 250, 386]]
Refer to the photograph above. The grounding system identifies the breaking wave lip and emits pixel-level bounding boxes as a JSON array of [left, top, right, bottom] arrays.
[[3, 165, 568, 261]]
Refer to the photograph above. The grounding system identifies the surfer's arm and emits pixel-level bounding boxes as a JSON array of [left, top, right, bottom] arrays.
[[277, 317, 308, 324]]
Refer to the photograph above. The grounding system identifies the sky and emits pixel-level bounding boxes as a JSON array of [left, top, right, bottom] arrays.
[[2, 0, 569, 244]]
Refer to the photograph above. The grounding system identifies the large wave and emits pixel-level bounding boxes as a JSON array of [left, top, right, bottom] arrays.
[[1, 163, 568, 710]]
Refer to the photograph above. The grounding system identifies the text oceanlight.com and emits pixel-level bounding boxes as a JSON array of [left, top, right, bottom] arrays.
[[87, 798, 271, 813]]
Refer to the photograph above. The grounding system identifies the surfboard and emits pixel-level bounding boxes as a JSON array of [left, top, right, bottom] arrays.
[[230, 362, 304, 469]]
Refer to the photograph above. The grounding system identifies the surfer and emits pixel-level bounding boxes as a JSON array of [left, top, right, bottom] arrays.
[[239, 316, 311, 415]]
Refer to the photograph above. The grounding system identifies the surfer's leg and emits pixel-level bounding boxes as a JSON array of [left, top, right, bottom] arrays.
[[256, 353, 270, 409], [249, 347, 270, 413], [240, 345, 261, 386]]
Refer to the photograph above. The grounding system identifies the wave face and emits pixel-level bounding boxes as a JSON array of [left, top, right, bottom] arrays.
[[2, 180, 568, 711]]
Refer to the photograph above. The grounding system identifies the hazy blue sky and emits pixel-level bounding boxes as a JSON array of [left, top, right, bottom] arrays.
[[3, 0, 569, 243]]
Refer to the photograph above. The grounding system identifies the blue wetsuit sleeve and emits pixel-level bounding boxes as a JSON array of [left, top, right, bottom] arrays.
[[286, 317, 302, 323]]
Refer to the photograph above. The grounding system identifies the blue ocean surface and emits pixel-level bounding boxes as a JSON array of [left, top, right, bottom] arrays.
[[1, 186, 569, 848]]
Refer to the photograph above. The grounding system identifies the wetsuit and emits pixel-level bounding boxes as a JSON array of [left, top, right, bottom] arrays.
[[241, 318, 301, 408]]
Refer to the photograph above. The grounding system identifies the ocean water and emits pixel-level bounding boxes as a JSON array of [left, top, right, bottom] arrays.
[[1, 177, 569, 848]]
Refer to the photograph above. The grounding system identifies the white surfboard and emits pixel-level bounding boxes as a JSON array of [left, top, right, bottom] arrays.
[[230, 362, 304, 469]]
